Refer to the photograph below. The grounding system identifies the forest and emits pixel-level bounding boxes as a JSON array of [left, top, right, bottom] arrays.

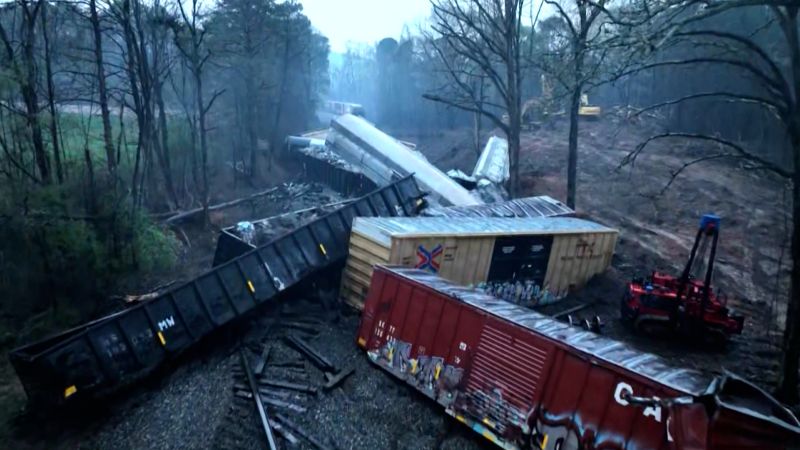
[[1, 0, 800, 449]]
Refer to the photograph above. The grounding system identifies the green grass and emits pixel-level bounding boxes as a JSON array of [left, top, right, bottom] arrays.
[[56, 112, 136, 160]]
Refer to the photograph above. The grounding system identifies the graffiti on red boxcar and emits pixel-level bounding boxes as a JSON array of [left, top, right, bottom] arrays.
[[528, 381, 670, 450], [368, 338, 464, 399], [461, 387, 530, 438], [477, 279, 556, 306]]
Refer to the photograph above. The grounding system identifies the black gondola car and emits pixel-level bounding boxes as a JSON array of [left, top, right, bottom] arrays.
[[10, 176, 425, 406]]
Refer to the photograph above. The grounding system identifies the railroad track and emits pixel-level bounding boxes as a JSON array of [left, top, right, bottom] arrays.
[[212, 304, 343, 450]]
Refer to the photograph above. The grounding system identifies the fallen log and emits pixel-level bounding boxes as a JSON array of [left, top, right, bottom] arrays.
[[160, 186, 280, 224]]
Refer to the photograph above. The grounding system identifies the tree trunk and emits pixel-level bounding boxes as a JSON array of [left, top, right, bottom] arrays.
[[20, 4, 50, 185], [778, 191, 800, 403], [473, 112, 482, 155], [83, 139, 96, 214], [566, 87, 581, 209], [89, 0, 117, 176], [778, 128, 800, 405], [41, 1, 63, 184], [508, 129, 521, 197], [155, 82, 179, 208], [196, 69, 210, 226], [269, 32, 292, 173], [777, 6, 800, 405]]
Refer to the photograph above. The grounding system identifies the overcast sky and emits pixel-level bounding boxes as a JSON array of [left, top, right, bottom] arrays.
[[298, 0, 433, 53]]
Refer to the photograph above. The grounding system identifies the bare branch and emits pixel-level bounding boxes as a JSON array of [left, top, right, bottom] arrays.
[[633, 91, 786, 119], [620, 132, 792, 179]]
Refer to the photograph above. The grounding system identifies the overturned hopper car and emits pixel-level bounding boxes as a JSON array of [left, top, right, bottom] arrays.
[[9, 177, 424, 406], [357, 266, 800, 450]]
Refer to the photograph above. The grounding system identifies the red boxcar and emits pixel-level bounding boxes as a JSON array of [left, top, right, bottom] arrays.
[[357, 266, 800, 450]]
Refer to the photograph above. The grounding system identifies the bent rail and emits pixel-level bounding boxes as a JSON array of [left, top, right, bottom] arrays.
[[9, 176, 425, 406]]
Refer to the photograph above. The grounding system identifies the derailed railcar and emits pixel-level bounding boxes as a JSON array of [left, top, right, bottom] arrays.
[[357, 266, 800, 450], [9, 177, 425, 406]]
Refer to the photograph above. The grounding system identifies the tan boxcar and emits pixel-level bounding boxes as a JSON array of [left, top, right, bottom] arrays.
[[341, 217, 618, 309]]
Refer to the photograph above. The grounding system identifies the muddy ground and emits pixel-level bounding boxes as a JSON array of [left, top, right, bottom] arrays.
[[2, 113, 794, 449]]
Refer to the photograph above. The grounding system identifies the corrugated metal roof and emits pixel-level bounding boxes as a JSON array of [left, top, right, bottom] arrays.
[[385, 266, 714, 396], [352, 216, 616, 246], [421, 195, 573, 218]]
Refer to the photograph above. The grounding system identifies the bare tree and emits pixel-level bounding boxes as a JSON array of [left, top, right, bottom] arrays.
[[40, 0, 63, 184], [88, 0, 118, 177], [0, 1, 50, 184], [173, 0, 222, 224], [423, 0, 525, 196], [541, 0, 609, 209], [605, 0, 800, 403]]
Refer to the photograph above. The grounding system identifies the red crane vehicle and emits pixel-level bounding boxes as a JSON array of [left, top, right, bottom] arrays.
[[621, 214, 744, 341]]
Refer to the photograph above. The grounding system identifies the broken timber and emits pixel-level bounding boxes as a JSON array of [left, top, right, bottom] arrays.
[[258, 378, 318, 395], [323, 367, 355, 391], [284, 335, 337, 372], [9, 176, 424, 406], [552, 303, 591, 319], [253, 346, 271, 376], [275, 414, 333, 450], [240, 349, 278, 450]]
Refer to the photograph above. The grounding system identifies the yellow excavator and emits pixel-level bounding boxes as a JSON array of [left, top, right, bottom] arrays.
[[578, 93, 602, 118], [509, 75, 602, 129]]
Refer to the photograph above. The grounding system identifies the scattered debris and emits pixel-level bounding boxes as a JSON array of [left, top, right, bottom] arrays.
[[269, 360, 306, 369], [275, 414, 334, 450], [253, 346, 272, 376], [280, 321, 320, 335], [239, 348, 278, 450], [268, 419, 300, 446], [323, 367, 355, 391], [552, 302, 590, 319], [161, 186, 280, 224], [566, 314, 604, 333], [284, 335, 337, 372], [258, 378, 318, 396], [113, 280, 178, 305], [260, 396, 307, 413]]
